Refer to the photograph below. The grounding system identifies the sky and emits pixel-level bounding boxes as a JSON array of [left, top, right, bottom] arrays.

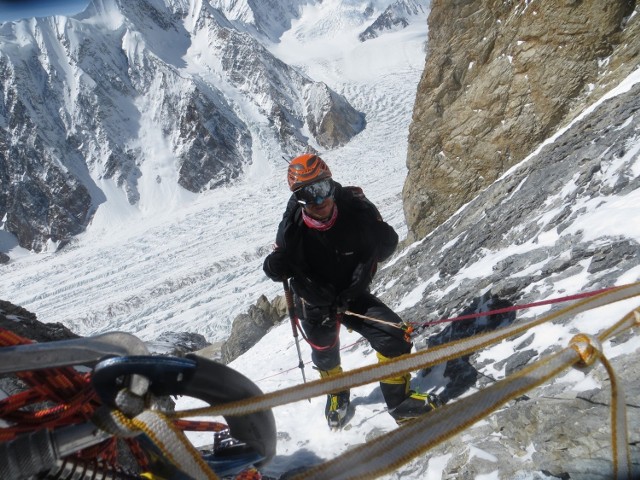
[[0, 0, 639, 478], [0, 0, 89, 22]]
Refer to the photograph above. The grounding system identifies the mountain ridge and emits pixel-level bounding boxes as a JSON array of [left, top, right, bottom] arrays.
[[0, 0, 365, 252]]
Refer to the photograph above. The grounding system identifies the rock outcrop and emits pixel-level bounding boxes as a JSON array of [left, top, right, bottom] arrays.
[[147, 331, 211, 356], [0, 299, 78, 342], [404, 0, 640, 241], [220, 294, 286, 364]]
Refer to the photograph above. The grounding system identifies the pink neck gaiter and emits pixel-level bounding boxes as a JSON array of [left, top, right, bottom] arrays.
[[301, 205, 338, 231]]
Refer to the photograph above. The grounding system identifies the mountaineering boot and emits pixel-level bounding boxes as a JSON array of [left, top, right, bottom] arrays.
[[325, 390, 350, 429], [319, 365, 350, 429], [377, 352, 442, 424], [387, 390, 443, 423]]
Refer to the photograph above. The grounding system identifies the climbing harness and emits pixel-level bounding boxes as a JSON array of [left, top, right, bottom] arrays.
[[295, 314, 341, 352]]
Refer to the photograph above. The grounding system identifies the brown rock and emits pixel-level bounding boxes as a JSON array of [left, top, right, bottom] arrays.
[[404, 0, 639, 241]]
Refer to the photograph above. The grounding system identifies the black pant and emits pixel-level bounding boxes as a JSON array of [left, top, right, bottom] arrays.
[[296, 292, 412, 371]]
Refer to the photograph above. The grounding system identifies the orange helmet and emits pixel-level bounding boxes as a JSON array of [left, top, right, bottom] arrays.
[[287, 154, 332, 191]]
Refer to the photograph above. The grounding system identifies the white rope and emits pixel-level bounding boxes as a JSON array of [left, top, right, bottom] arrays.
[[104, 409, 219, 480]]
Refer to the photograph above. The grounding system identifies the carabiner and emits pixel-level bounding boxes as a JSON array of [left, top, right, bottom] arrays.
[[91, 354, 276, 466], [91, 355, 197, 405]]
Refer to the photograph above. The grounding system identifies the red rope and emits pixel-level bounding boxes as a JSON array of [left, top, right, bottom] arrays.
[[0, 328, 118, 468], [294, 316, 342, 351], [174, 419, 229, 432], [257, 285, 622, 383], [411, 285, 619, 328], [0, 330, 103, 440]]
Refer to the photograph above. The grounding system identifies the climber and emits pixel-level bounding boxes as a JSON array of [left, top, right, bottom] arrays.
[[263, 153, 440, 428]]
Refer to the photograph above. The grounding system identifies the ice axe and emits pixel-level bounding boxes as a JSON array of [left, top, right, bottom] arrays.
[[282, 279, 308, 388]]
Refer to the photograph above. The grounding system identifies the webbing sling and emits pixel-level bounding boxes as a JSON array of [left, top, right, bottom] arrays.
[[175, 281, 640, 419], [164, 282, 639, 479]]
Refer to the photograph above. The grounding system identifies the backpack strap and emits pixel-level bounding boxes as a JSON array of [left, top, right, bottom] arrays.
[[342, 185, 383, 221]]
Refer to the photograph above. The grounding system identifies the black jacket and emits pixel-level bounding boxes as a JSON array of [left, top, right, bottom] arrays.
[[263, 182, 398, 306]]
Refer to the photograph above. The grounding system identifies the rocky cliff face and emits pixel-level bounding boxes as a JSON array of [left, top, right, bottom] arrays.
[[404, 0, 639, 241], [0, 0, 364, 252], [376, 70, 640, 478]]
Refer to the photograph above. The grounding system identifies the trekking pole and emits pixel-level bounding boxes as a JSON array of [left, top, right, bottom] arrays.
[[283, 280, 308, 387]]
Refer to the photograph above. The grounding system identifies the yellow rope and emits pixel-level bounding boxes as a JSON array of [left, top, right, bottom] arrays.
[[108, 409, 219, 480], [595, 308, 639, 480], [286, 308, 638, 480], [600, 354, 630, 480], [174, 281, 640, 419], [166, 284, 639, 479]]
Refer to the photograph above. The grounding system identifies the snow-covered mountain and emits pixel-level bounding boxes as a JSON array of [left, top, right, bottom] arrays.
[[0, 0, 364, 252], [0, 0, 426, 346], [1, 0, 639, 478], [359, 0, 430, 41]]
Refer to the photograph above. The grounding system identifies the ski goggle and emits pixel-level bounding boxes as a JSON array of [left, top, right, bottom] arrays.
[[294, 179, 335, 205]]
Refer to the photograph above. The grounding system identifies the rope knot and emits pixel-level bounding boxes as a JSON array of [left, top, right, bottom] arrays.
[[569, 333, 602, 367], [92, 406, 140, 438], [402, 323, 414, 342]]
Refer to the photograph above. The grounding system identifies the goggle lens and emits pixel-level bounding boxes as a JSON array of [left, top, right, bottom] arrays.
[[295, 179, 334, 205]]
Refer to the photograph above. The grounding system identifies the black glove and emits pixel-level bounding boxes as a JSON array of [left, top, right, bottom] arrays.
[[336, 258, 376, 310], [263, 250, 292, 282], [291, 277, 336, 307]]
